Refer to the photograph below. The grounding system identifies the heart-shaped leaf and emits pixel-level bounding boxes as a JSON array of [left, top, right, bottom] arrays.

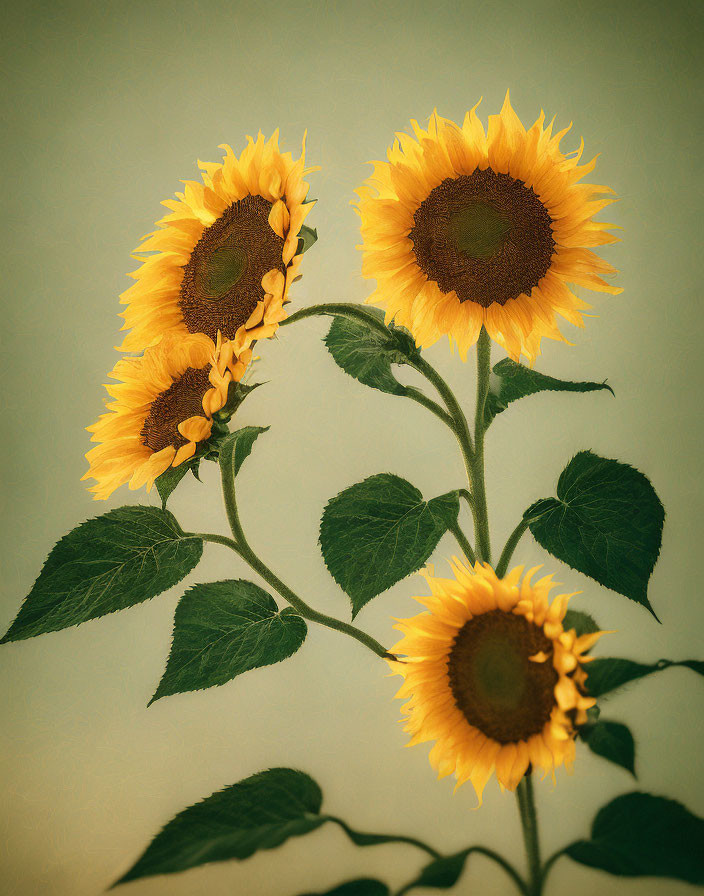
[[525, 451, 664, 615], [150, 580, 307, 704], [320, 474, 460, 615], [2, 507, 202, 643]]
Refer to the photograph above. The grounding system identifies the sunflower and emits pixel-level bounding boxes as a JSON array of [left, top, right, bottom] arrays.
[[119, 131, 316, 356], [83, 334, 249, 499], [389, 561, 602, 803], [356, 93, 621, 362]]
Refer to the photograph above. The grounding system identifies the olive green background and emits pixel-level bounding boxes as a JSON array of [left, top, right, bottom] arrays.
[[2, 0, 703, 893]]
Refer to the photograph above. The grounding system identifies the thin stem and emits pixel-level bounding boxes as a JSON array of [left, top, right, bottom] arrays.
[[281, 302, 393, 335], [540, 848, 566, 890], [448, 521, 476, 565], [215, 463, 392, 660], [516, 776, 542, 896], [404, 386, 455, 428], [470, 328, 492, 563], [393, 845, 527, 896], [326, 816, 440, 860], [495, 518, 531, 578]]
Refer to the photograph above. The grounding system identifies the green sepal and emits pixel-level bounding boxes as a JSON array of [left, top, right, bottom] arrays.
[[580, 720, 636, 776], [150, 580, 307, 704], [298, 882, 389, 896], [213, 379, 263, 424], [565, 792, 704, 884], [485, 358, 613, 425], [1, 507, 202, 643], [562, 609, 600, 639], [218, 425, 269, 479], [525, 451, 664, 616], [324, 307, 419, 396], [297, 225, 318, 255], [112, 768, 324, 886], [585, 656, 704, 698], [156, 461, 195, 509], [319, 474, 460, 616]]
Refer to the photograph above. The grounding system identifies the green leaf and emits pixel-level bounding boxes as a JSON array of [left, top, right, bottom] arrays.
[[485, 358, 613, 425], [113, 768, 325, 886], [324, 311, 418, 396], [218, 426, 269, 478], [299, 881, 389, 896], [156, 462, 194, 508], [562, 609, 600, 638], [580, 720, 636, 776], [403, 850, 471, 889], [525, 451, 665, 615], [585, 657, 704, 698], [214, 379, 263, 422], [297, 224, 318, 255], [1, 507, 202, 643], [150, 580, 307, 704], [319, 474, 460, 616], [565, 792, 704, 884]]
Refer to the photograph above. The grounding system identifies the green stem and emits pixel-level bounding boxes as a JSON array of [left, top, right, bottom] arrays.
[[495, 518, 530, 577], [448, 520, 476, 565], [516, 776, 542, 896], [393, 845, 527, 896], [540, 848, 566, 890], [470, 328, 492, 563], [213, 463, 392, 661], [326, 816, 440, 860], [404, 386, 455, 428], [282, 302, 393, 335]]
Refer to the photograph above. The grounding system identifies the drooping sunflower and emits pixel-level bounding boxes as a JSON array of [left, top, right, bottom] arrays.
[[357, 93, 621, 362], [83, 334, 249, 499], [389, 561, 602, 803], [119, 131, 316, 356]]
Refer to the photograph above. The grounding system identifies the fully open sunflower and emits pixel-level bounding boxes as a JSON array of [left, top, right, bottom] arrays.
[[119, 131, 316, 356], [83, 334, 249, 499], [357, 94, 621, 362], [389, 561, 602, 803]]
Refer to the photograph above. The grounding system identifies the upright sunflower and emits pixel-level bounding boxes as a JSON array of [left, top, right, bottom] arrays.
[[83, 334, 248, 499], [357, 94, 621, 362], [389, 561, 601, 803], [119, 131, 316, 356]]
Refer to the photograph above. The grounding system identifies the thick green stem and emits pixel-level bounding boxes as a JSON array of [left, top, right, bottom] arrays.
[[470, 328, 492, 563], [516, 776, 542, 896], [495, 518, 530, 577], [209, 462, 392, 660]]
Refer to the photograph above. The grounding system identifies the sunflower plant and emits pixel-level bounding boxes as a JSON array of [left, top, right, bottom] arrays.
[[4, 101, 704, 896]]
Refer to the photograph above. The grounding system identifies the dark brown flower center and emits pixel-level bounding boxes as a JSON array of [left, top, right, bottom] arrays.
[[447, 609, 557, 744], [141, 366, 211, 453], [179, 195, 285, 341], [409, 169, 555, 307]]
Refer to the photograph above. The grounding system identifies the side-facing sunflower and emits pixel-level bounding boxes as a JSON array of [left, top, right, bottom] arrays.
[[389, 561, 602, 803], [357, 93, 621, 362], [83, 334, 249, 499], [119, 131, 316, 356]]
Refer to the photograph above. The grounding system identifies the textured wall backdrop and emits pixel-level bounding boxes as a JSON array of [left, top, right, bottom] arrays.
[[1, 1, 703, 894]]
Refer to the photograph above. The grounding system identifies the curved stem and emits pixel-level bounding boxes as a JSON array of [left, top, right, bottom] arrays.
[[448, 520, 476, 565], [540, 848, 566, 890], [281, 302, 392, 335], [458, 487, 474, 511], [470, 847, 528, 895], [215, 464, 392, 660], [326, 816, 440, 860], [404, 386, 455, 428], [495, 518, 531, 577], [470, 328, 492, 563], [516, 776, 542, 896]]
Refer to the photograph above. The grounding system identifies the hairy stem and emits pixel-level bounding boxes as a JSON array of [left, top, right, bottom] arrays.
[[470, 327, 492, 563], [495, 518, 531, 577], [516, 776, 542, 896], [448, 520, 477, 565]]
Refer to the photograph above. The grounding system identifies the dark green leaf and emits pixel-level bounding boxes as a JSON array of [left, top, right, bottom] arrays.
[[1, 507, 202, 643], [218, 426, 269, 478], [297, 224, 318, 255], [156, 463, 193, 508], [299, 881, 389, 896], [113, 768, 324, 886], [404, 850, 471, 889], [566, 792, 704, 884], [214, 379, 263, 422], [562, 609, 600, 638], [586, 657, 704, 698], [324, 312, 418, 396], [150, 580, 307, 704], [581, 720, 636, 776], [525, 451, 664, 615], [319, 474, 460, 616], [485, 358, 612, 425]]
